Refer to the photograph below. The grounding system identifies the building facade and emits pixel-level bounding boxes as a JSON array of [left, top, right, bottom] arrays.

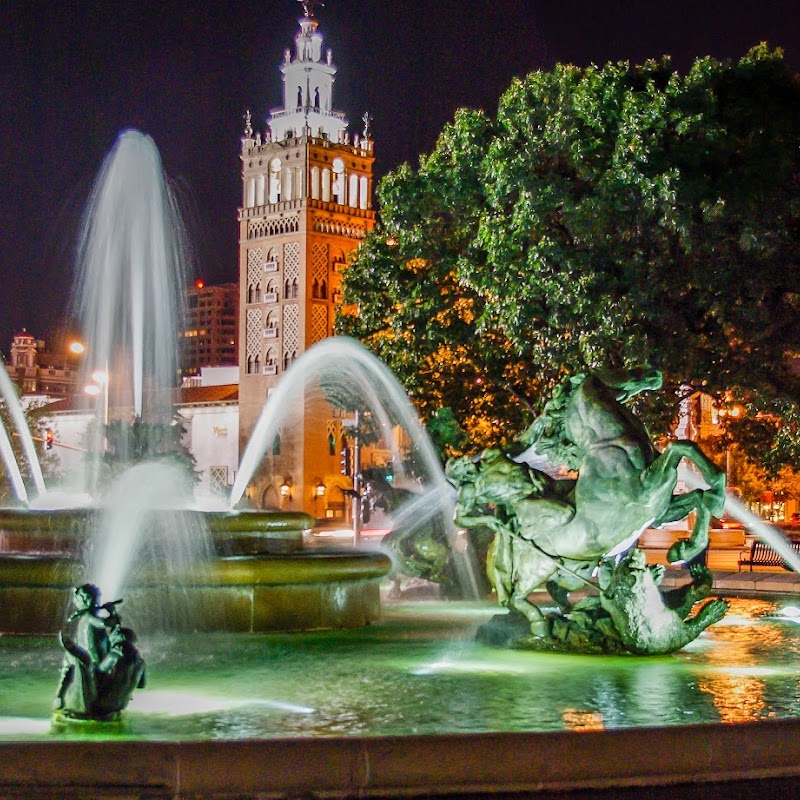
[[7, 330, 80, 397], [181, 281, 239, 378], [237, 5, 375, 513]]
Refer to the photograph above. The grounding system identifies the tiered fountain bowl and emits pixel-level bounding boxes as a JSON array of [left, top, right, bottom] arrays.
[[0, 507, 390, 634]]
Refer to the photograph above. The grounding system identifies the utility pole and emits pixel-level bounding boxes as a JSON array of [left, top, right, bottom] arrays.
[[351, 409, 362, 545], [341, 410, 363, 545]]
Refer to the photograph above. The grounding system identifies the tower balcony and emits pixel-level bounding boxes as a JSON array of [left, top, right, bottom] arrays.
[[239, 199, 375, 221], [269, 107, 347, 124]]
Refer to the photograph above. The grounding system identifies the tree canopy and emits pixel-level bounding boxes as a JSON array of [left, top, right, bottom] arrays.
[[338, 45, 800, 463]]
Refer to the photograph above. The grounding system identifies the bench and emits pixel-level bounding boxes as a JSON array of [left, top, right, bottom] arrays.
[[737, 539, 800, 571]]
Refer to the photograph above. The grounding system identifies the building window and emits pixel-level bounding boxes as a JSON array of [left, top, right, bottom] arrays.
[[332, 158, 345, 204], [269, 158, 282, 203], [209, 466, 228, 495]]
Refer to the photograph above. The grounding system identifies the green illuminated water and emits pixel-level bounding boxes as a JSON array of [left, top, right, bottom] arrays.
[[1, 597, 799, 741]]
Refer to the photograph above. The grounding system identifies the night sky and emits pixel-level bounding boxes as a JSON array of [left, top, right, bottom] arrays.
[[1, 0, 799, 353]]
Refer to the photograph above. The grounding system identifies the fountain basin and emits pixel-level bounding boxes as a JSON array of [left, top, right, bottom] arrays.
[[1, 598, 800, 797], [0, 549, 391, 634], [0, 509, 313, 556], [3, 721, 800, 798]]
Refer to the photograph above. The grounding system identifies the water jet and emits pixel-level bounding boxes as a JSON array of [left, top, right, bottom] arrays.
[[3, 129, 800, 799]]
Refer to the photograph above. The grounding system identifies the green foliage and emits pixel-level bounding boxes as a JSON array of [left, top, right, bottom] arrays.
[[338, 109, 542, 447], [425, 407, 469, 462], [98, 416, 198, 486], [340, 46, 800, 460]]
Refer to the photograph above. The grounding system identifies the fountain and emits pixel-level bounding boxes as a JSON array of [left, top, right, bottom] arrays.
[[2, 129, 800, 797], [0, 130, 391, 636]]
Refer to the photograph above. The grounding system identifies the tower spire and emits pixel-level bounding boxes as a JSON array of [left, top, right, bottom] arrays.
[[298, 0, 324, 18], [267, 0, 346, 142]]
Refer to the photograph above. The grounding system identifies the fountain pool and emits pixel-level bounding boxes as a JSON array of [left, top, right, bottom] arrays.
[[2, 596, 799, 741], [4, 128, 800, 797], [2, 595, 800, 796]]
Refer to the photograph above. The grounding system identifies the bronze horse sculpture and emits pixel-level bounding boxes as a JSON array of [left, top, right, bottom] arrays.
[[446, 369, 725, 639]]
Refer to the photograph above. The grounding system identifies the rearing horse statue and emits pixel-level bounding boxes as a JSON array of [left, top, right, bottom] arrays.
[[446, 369, 725, 638]]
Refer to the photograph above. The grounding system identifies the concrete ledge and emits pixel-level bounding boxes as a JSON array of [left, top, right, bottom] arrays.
[[3, 718, 800, 798], [0, 509, 314, 556], [0, 551, 391, 634]]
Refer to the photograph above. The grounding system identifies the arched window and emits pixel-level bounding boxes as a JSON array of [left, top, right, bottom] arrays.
[[284, 279, 291, 299], [332, 249, 347, 272], [269, 159, 282, 204], [256, 174, 265, 206], [328, 432, 336, 456], [310, 166, 321, 200], [282, 168, 293, 202], [332, 158, 345, 204], [247, 355, 254, 374], [293, 167, 302, 200], [314, 87, 320, 108], [359, 175, 369, 210], [312, 278, 320, 299], [322, 168, 331, 202], [320, 279, 328, 300], [272, 434, 281, 456], [348, 173, 359, 208], [254, 354, 261, 373], [283, 352, 290, 370], [297, 87, 303, 108], [291, 278, 299, 299]]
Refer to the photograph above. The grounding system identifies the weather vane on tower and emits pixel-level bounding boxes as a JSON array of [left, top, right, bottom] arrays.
[[298, 0, 324, 18]]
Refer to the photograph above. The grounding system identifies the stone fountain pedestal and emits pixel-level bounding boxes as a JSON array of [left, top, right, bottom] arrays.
[[0, 510, 391, 634]]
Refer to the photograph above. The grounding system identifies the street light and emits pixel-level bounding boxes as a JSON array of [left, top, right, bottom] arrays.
[[84, 368, 110, 456], [84, 370, 109, 427]]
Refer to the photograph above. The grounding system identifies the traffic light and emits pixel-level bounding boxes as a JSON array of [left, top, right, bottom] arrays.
[[340, 446, 352, 476], [44, 429, 53, 450]]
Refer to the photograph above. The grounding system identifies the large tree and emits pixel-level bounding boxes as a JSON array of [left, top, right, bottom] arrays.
[[338, 46, 800, 461]]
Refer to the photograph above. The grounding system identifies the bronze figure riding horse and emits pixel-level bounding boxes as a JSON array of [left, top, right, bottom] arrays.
[[447, 369, 725, 637]]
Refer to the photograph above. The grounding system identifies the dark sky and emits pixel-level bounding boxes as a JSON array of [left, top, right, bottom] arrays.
[[1, 0, 799, 352]]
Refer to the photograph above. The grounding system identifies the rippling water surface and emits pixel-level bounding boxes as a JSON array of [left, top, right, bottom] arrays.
[[1, 597, 799, 741]]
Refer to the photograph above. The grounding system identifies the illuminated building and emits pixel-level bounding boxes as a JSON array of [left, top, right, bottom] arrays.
[[237, 4, 375, 514], [181, 281, 239, 378]]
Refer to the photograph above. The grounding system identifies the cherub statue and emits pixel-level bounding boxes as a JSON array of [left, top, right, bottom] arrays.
[[54, 584, 145, 721]]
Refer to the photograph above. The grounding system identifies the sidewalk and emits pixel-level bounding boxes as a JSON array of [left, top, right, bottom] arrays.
[[640, 526, 800, 595], [659, 566, 800, 595]]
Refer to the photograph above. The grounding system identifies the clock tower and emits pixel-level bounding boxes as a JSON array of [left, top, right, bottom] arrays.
[[238, 2, 376, 512]]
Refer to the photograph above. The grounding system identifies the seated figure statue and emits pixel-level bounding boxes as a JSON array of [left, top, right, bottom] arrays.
[[54, 583, 145, 721]]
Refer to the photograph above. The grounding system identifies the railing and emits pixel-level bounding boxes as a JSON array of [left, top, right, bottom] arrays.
[[262, 364, 278, 376], [263, 327, 278, 339], [239, 199, 375, 220], [263, 292, 279, 304]]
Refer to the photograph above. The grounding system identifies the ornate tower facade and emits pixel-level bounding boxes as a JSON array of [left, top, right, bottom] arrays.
[[238, 3, 375, 512]]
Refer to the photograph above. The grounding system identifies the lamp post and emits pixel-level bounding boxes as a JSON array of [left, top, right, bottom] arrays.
[[84, 368, 109, 451], [84, 370, 109, 427]]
